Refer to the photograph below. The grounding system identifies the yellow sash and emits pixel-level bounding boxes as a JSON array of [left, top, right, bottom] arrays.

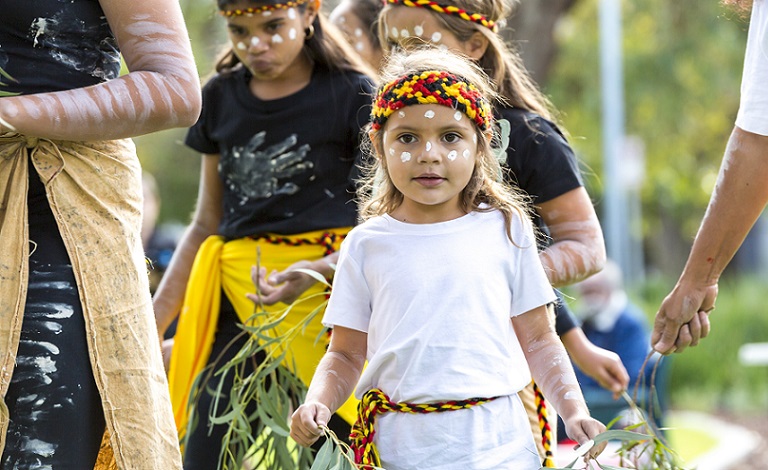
[[168, 230, 358, 438]]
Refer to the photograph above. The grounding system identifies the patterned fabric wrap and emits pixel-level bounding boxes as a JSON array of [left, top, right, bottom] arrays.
[[350, 388, 498, 468], [533, 381, 555, 467], [371, 70, 492, 131], [219, 0, 311, 17], [385, 0, 498, 32]]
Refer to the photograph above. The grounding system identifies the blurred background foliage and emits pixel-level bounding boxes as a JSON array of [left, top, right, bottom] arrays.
[[138, 0, 767, 416]]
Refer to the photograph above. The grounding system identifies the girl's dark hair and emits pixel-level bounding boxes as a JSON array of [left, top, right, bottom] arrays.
[[214, 1, 376, 79]]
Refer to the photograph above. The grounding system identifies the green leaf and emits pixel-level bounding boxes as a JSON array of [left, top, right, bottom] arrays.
[[310, 439, 333, 470]]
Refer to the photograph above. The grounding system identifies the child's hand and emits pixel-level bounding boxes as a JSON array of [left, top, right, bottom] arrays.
[[246, 263, 317, 306], [564, 414, 607, 461], [290, 402, 331, 447]]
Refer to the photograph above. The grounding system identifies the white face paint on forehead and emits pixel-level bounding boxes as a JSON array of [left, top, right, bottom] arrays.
[[398, 110, 406, 118], [413, 24, 424, 36], [263, 10, 272, 16], [391, 27, 399, 38], [473, 134, 477, 144], [431, 31, 442, 42], [287, 7, 297, 19], [401, 151, 412, 162], [424, 110, 435, 119], [400, 28, 409, 38], [454, 111, 462, 122]]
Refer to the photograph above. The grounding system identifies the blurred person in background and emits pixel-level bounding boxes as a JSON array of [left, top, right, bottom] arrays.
[[329, 0, 385, 70]]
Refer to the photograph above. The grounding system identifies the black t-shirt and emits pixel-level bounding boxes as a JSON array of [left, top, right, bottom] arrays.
[[185, 65, 374, 240], [499, 106, 585, 335], [0, 0, 120, 94]]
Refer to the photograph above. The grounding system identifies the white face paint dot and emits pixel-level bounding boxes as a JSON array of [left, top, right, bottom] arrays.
[[251, 36, 260, 46], [463, 149, 471, 159], [287, 8, 296, 19], [272, 34, 284, 43], [398, 110, 406, 118], [401, 28, 409, 38], [414, 25, 424, 36], [447, 150, 458, 161], [431, 32, 442, 42], [355, 28, 363, 37], [389, 148, 395, 156], [237, 41, 247, 50], [391, 27, 399, 38], [473, 134, 477, 143], [356, 42, 364, 51], [454, 111, 462, 121], [425, 141, 432, 152], [289, 28, 297, 40], [401, 151, 412, 162], [262, 10, 272, 16], [424, 110, 435, 119]]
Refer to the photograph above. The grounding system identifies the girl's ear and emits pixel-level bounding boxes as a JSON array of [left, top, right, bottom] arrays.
[[463, 31, 490, 61], [483, 129, 493, 145]]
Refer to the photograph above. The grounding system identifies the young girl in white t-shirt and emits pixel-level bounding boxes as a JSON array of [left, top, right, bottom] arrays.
[[290, 48, 606, 469]]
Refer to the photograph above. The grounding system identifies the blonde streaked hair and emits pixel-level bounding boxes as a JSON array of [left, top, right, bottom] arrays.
[[359, 48, 533, 241], [378, 0, 555, 121]]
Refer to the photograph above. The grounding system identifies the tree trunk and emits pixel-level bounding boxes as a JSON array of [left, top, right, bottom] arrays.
[[505, 0, 579, 85]]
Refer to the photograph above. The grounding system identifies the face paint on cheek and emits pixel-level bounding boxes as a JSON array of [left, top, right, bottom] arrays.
[[424, 110, 435, 119], [401, 151, 412, 162], [289, 28, 297, 40], [237, 41, 247, 50], [355, 28, 363, 37], [447, 150, 458, 161], [272, 34, 284, 43], [389, 148, 395, 156], [462, 149, 470, 160], [356, 42, 365, 51]]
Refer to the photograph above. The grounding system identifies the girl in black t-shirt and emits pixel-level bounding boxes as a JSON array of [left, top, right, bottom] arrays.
[[377, 0, 628, 465], [153, 1, 375, 468]]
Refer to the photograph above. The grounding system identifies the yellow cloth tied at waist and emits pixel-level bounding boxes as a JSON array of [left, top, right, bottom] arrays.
[[168, 230, 359, 437]]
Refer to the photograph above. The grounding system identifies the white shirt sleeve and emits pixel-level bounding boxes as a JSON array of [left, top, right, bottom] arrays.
[[736, 0, 768, 136]]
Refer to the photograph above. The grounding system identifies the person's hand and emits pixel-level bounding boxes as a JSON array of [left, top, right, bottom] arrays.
[[290, 402, 331, 447], [571, 343, 629, 400], [247, 261, 320, 306], [563, 413, 607, 461], [651, 281, 716, 355], [563, 328, 629, 399]]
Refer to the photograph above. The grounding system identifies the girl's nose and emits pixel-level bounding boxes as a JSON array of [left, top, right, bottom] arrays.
[[417, 141, 440, 163], [247, 35, 268, 53]]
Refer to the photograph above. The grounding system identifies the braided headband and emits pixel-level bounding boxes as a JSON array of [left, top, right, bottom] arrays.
[[219, 0, 311, 17], [371, 70, 492, 132], [385, 0, 497, 32]]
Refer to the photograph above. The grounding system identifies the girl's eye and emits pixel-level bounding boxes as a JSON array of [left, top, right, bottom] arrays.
[[228, 26, 248, 37], [397, 134, 416, 144], [265, 21, 283, 33], [443, 132, 462, 144]]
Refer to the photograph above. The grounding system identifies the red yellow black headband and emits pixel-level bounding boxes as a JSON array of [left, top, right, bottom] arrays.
[[219, 0, 312, 17], [371, 70, 492, 131], [384, 0, 498, 32]]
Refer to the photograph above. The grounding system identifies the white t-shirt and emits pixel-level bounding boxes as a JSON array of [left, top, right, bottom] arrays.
[[736, 0, 768, 135], [323, 209, 556, 469]]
